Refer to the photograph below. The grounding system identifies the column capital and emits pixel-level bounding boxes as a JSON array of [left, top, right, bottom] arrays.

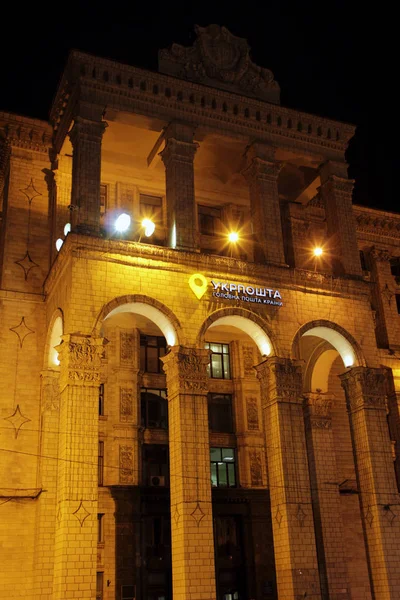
[[340, 366, 388, 413], [56, 334, 106, 388], [68, 116, 108, 146], [161, 346, 210, 397], [243, 142, 281, 182], [256, 356, 303, 406], [160, 136, 198, 168], [304, 392, 334, 429], [370, 245, 392, 262]]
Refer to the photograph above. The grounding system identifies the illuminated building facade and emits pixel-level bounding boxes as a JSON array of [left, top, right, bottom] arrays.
[[2, 24, 400, 600]]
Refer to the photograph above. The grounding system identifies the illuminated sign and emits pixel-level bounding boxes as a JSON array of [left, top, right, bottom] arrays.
[[188, 274, 283, 306]]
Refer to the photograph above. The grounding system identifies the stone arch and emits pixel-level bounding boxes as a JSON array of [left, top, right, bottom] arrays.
[[45, 309, 64, 369], [94, 295, 182, 347], [293, 319, 366, 391], [197, 307, 276, 357]]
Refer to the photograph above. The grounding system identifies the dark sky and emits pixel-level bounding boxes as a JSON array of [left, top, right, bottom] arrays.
[[0, 2, 396, 211]]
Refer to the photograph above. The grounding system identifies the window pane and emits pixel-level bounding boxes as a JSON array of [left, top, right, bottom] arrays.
[[211, 354, 223, 378], [222, 448, 235, 462], [222, 344, 229, 354], [210, 447, 221, 461], [140, 345, 146, 371], [147, 347, 159, 373], [228, 463, 236, 487], [211, 343, 221, 353], [218, 463, 228, 487], [223, 354, 230, 379], [211, 463, 218, 487]]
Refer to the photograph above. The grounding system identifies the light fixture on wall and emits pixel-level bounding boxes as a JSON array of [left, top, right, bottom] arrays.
[[313, 246, 323, 257], [63, 222, 71, 236], [55, 238, 64, 251], [114, 213, 131, 233], [142, 218, 155, 237], [228, 231, 239, 243]]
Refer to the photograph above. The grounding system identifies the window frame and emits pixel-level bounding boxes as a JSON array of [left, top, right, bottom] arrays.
[[97, 513, 104, 544], [208, 393, 234, 433], [98, 441, 104, 486], [141, 388, 168, 430], [205, 342, 231, 379], [140, 334, 167, 374], [210, 447, 237, 488], [99, 383, 105, 416]]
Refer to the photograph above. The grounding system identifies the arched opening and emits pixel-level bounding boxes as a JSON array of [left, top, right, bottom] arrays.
[[199, 308, 276, 600], [97, 297, 180, 600], [46, 311, 63, 368], [295, 321, 371, 598]]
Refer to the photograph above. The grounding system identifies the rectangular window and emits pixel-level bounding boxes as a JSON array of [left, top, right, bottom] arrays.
[[141, 388, 168, 429], [140, 194, 163, 222], [396, 294, 400, 315], [100, 184, 108, 216], [208, 394, 234, 433], [210, 447, 236, 488], [96, 572, 104, 600], [99, 383, 104, 416], [98, 441, 104, 486], [205, 342, 231, 379], [140, 334, 167, 374], [121, 585, 135, 600], [198, 205, 221, 236], [142, 444, 169, 485], [97, 514, 104, 543]]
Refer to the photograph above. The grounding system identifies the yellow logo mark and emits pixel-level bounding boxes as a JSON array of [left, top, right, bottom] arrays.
[[189, 273, 208, 300]]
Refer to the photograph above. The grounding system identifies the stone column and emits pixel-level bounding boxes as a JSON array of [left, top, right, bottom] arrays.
[[243, 142, 286, 266], [304, 393, 350, 600], [341, 367, 400, 600], [53, 334, 106, 600], [68, 108, 107, 236], [256, 357, 321, 600], [161, 346, 216, 600], [33, 371, 60, 600], [369, 247, 400, 350], [160, 122, 199, 251], [320, 161, 362, 277]]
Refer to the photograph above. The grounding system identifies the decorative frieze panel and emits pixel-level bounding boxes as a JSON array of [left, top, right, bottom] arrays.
[[249, 450, 263, 486], [242, 345, 256, 377], [120, 331, 135, 364], [119, 445, 134, 484], [304, 393, 333, 430], [119, 387, 133, 422], [246, 397, 259, 430]]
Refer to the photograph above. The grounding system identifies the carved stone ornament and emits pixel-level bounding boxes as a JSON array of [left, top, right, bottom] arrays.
[[242, 345, 255, 377], [162, 347, 210, 396], [370, 246, 391, 262], [304, 393, 333, 430], [246, 397, 259, 430], [249, 450, 263, 486], [56, 335, 105, 385], [340, 367, 387, 413], [120, 332, 135, 363], [119, 445, 134, 484], [120, 388, 133, 422], [159, 24, 280, 103], [256, 357, 303, 406], [41, 374, 60, 412]]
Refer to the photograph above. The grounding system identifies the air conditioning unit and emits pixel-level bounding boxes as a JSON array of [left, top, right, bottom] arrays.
[[149, 475, 165, 487]]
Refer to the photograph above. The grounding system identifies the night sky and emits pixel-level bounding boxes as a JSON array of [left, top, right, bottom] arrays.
[[0, 2, 396, 212]]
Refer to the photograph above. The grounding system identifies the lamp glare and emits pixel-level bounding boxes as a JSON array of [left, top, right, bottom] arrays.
[[142, 218, 155, 237], [55, 238, 63, 251], [63, 223, 71, 236], [228, 232, 239, 243], [115, 213, 131, 233], [313, 247, 323, 257]]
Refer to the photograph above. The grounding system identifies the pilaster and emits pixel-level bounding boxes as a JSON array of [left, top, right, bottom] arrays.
[[68, 110, 107, 236], [243, 142, 286, 266], [53, 334, 106, 600], [304, 392, 350, 600], [320, 161, 362, 277], [369, 247, 400, 349], [161, 346, 216, 600], [160, 122, 199, 251], [256, 357, 322, 599], [341, 367, 400, 600]]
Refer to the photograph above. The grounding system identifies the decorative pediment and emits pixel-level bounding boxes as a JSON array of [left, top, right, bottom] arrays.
[[159, 24, 280, 104]]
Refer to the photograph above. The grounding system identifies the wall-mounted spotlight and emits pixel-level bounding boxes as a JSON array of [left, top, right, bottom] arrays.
[[114, 213, 131, 233], [313, 246, 323, 257], [228, 232, 239, 243], [55, 238, 64, 252], [142, 218, 155, 237], [63, 223, 71, 236]]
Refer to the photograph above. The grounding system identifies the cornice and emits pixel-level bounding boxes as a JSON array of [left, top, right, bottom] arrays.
[[50, 50, 354, 159], [44, 233, 370, 302], [0, 111, 52, 153], [354, 205, 400, 243]]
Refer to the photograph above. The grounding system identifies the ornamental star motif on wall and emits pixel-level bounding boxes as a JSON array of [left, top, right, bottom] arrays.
[[72, 499, 90, 527], [190, 501, 205, 526], [15, 251, 40, 281], [4, 404, 31, 439], [9, 317, 35, 348], [20, 179, 42, 203]]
